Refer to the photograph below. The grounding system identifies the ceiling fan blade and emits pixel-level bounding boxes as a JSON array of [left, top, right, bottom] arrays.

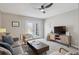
[[45, 3, 53, 8], [41, 5, 44, 9]]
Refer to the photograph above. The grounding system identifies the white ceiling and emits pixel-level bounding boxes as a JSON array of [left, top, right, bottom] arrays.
[[0, 3, 78, 19]]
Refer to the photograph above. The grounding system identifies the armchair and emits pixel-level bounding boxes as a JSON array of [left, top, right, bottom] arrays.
[[20, 34, 33, 45]]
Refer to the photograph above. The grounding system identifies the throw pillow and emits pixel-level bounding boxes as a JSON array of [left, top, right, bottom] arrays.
[[2, 35, 14, 45]]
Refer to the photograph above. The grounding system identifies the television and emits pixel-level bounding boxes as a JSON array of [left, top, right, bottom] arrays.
[[54, 26, 66, 35]]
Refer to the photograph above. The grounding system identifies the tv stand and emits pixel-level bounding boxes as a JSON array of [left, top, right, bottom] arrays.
[[47, 33, 71, 46]]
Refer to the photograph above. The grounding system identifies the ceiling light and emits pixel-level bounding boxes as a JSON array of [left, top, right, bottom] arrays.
[[40, 9, 46, 14], [40, 9, 44, 12]]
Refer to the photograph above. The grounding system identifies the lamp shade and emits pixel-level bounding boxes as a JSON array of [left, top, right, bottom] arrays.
[[0, 28, 6, 33]]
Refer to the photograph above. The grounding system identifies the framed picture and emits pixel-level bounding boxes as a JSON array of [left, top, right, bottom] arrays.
[[12, 21, 20, 27]]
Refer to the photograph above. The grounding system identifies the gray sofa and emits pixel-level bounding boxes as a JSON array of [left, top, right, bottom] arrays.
[[0, 34, 28, 55]]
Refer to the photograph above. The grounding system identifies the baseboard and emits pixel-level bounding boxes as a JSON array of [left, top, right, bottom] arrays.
[[71, 44, 79, 50]]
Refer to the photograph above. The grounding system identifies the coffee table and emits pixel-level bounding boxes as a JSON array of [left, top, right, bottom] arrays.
[[27, 40, 49, 55]]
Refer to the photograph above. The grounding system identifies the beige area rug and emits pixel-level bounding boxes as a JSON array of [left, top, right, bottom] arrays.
[[37, 39, 78, 55]]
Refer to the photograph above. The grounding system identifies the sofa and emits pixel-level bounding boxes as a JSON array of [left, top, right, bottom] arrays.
[[0, 33, 28, 55]]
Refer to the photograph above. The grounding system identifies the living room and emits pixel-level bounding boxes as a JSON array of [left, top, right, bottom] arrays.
[[0, 3, 79, 55]]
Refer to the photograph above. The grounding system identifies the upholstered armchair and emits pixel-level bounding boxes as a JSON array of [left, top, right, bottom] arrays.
[[20, 34, 33, 45]]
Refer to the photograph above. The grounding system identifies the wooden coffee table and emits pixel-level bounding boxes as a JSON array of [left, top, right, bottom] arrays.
[[27, 40, 49, 55]]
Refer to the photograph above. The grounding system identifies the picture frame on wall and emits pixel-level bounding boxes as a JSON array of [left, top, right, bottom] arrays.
[[12, 21, 20, 27]]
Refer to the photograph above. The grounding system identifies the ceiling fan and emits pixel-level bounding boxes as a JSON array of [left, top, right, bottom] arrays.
[[38, 3, 53, 14]]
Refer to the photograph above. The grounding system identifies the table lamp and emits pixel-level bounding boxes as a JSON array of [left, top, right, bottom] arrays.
[[0, 28, 6, 33], [0, 28, 6, 40]]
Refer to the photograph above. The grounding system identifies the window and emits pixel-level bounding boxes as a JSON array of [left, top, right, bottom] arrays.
[[27, 22, 39, 37], [27, 23, 33, 34]]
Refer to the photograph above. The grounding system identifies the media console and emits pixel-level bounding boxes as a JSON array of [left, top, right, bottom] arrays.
[[47, 33, 71, 46]]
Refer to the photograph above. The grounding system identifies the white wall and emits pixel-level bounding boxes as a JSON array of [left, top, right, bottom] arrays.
[[1, 13, 44, 38], [45, 8, 79, 47]]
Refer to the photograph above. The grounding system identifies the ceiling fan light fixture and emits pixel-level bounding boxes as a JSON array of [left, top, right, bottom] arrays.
[[40, 9, 44, 12], [40, 9, 46, 14], [38, 3, 53, 14]]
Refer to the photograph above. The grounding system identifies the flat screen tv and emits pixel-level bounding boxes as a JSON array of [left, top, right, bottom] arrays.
[[54, 26, 66, 35]]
